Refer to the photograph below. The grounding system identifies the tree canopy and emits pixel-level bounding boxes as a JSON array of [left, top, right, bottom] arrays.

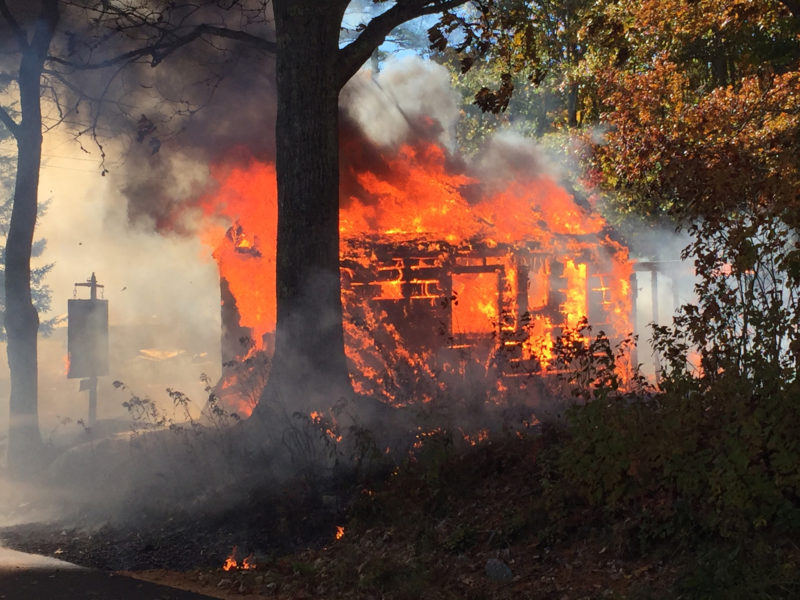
[[433, 1, 800, 226]]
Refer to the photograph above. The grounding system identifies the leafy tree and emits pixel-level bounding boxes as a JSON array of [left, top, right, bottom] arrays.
[[432, 0, 603, 137], [1, 133, 57, 339], [0, 0, 60, 474], [433, 0, 800, 220], [583, 0, 800, 222], [438, 53, 546, 154], [0, 195, 58, 341]]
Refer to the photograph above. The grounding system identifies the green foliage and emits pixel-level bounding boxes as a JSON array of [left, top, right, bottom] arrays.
[[0, 192, 60, 339], [433, 0, 603, 143], [410, 426, 454, 486], [442, 523, 478, 552], [547, 318, 644, 402], [555, 378, 800, 539], [529, 192, 800, 597], [442, 59, 549, 154], [655, 211, 799, 390], [289, 559, 317, 577]]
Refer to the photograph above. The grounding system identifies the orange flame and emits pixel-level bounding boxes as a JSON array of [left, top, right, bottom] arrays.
[[198, 159, 278, 351], [193, 139, 633, 412], [241, 553, 256, 570], [562, 259, 587, 329], [222, 546, 256, 571], [222, 547, 238, 571], [310, 410, 343, 443]]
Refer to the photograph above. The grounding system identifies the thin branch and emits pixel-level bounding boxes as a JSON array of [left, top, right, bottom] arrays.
[[39, 83, 68, 134], [86, 63, 128, 174], [0, 105, 19, 139], [336, 0, 469, 88], [42, 65, 115, 171], [152, 24, 277, 63], [43, 69, 88, 101], [47, 23, 276, 71], [0, 0, 29, 51]]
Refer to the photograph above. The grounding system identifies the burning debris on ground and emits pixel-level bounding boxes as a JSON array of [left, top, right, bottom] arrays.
[[0, 431, 691, 599]]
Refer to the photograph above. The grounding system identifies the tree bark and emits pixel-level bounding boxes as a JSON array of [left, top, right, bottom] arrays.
[[253, 0, 353, 419], [567, 80, 579, 128], [2, 0, 59, 475], [249, 0, 469, 424]]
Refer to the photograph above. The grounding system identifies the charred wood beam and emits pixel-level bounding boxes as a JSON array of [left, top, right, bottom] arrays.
[[451, 265, 504, 274]]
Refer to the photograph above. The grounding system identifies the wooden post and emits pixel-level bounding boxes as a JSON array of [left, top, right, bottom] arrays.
[[74, 272, 104, 428], [651, 268, 659, 325], [630, 272, 638, 371], [651, 268, 661, 374]]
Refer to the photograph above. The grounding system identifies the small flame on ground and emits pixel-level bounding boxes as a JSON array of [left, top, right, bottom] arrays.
[[222, 548, 237, 571], [310, 411, 343, 443], [461, 428, 490, 446], [222, 546, 256, 571], [336, 526, 345, 540]]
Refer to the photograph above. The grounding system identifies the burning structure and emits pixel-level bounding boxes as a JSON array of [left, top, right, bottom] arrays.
[[342, 232, 629, 375], [198, 134, 633, 416], [100, 57, 640, 417], [131, 58, 630, 416]]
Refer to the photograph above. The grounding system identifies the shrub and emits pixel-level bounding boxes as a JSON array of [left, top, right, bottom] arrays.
[[544, 207, 800, 552]]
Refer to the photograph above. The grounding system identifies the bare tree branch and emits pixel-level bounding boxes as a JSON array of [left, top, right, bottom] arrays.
[[0, 105, 19, 139], [336, 0, 469, 88], [47, 23, 276, 71]]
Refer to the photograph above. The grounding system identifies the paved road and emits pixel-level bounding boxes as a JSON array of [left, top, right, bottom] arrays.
[[0, 547, 217, 600]]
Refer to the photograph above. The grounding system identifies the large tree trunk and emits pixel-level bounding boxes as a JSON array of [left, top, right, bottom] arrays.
[[253, 0, 353, 420], [4, 0, 59, 475], [566, 80, 579, 128]]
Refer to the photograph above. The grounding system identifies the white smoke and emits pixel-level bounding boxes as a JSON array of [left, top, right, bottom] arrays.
[[341, 55, 460, 150], [472, 130, 560, 188]]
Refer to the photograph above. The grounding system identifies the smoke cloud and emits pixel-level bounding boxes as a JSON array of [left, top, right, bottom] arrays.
[[341, 55, 460, 151]]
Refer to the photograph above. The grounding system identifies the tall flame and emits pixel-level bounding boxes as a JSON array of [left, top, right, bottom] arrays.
[[197, 160, 278, 350], [192, 139, 633, 413]]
